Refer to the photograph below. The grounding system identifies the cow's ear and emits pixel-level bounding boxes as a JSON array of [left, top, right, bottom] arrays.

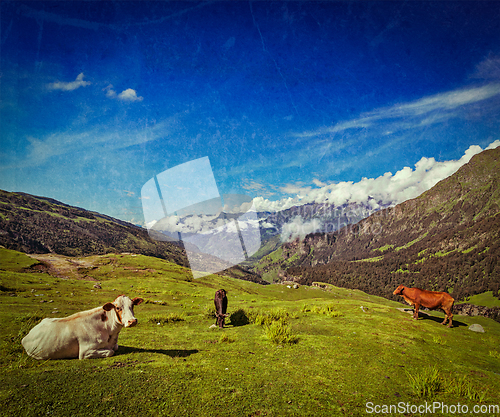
[[132, 297, 144, 306], [103, 302, 115, 311]]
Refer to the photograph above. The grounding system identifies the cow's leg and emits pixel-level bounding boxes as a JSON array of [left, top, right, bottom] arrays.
[[445, 310, 453, 328], [108, 334, 119, 351], [413, 303, 420, 320], [79, 348, 115, 359], [440, 305, 453, 327], [440, 309, 449, 325]]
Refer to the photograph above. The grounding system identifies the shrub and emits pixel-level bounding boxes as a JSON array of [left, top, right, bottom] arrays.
[[254, 314, 271, 326], [268, 307, 293, 321], [446, 376, 487, 402], [432, 335, 446, 345], [406, 366, 442, 398], [229, 309, 250, 326], [252, 307, 294, 326], [489, 350, 500, 360], [218, 333, 234, 344], [264, 318, 298, 345], [303, 303, 342, 317]]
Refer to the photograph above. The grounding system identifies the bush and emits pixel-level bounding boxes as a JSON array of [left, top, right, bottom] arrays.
[[264, 318, 298, 345], [252, 307, 293, 326], [446, 376, 487, 402], [218, 333, 234, 344], [229, 309, 250, 326], [254, 314, 271, 326], [302, 303, 342, 317], [268, 307, 293, 321], [489, 350, 500, 360], [406, 366, 442, 398]]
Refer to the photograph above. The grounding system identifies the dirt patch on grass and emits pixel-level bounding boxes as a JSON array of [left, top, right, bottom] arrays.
[[27, 254, 97, 280]]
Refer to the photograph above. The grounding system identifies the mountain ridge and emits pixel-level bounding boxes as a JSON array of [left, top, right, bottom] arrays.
[[256, 147, 500, 302]]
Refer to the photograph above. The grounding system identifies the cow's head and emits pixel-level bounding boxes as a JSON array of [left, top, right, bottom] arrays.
[[103, 295, 143, 327], [393, 285, 405, 295]]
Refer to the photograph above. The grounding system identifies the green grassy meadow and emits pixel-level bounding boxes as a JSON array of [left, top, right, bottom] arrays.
[[1, 248, 499, 416]]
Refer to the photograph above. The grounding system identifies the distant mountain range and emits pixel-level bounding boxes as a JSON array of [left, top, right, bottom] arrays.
[[0, 188, 383, 284], [2, 147, 498, 299], [255, 147, 500, 302], [150, 198, 391, 266]]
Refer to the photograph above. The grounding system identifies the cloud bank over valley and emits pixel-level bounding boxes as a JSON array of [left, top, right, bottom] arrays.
[[254, 140, 500, 214]]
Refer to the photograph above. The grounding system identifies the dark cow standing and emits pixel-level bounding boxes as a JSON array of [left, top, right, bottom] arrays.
[[393, 285, 454, 328], [214, 289, 228, 328]]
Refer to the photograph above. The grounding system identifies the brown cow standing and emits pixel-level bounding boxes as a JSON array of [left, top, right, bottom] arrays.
[[393, 285, 454, 328], [214, 289, 228, 328]]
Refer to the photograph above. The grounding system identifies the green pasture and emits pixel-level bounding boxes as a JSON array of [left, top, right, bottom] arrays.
[[1, 248, 499, 416], [459, 291, 500, 308]]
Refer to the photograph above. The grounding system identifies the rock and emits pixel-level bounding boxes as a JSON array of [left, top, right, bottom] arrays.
[[293, 284, 299, 289], [454, 303, 500, 323], [93, 283, 102, 289], [468, 324, 485, 333]]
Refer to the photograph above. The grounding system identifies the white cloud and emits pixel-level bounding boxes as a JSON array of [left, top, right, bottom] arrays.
[[104, 85, 143, 102], [254, 140, 500, 213], [238, 81, 500, 180], [313, 179, 327, 187], [146, 141, 500, 239], [253, 196, 300, 212], [10, 119, 174, 168], [280, 183, 311, 196], [241, 179, 275, 197], [486, 139, 500, 150], [104, 84, 117, 98], [281, 216, 323, 242], [471, 54, 500, 80], [47, 73, 91, 91], [118, 88, 143, 102], [295, 83, 500, 142]]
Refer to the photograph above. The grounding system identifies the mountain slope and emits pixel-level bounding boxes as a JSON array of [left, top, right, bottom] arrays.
[[257, 147, 500, 301], [0, 190, 186, 262], [0, 190, 265, 284]]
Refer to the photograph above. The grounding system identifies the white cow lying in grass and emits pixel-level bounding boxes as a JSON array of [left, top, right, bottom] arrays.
[[22, 295, 143, 360]]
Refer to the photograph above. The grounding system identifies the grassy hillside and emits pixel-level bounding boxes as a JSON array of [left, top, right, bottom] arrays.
[[1, 248, 499, 416]]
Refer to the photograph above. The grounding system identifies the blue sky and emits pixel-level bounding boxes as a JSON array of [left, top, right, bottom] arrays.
[[1, 1, 500, 225]]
